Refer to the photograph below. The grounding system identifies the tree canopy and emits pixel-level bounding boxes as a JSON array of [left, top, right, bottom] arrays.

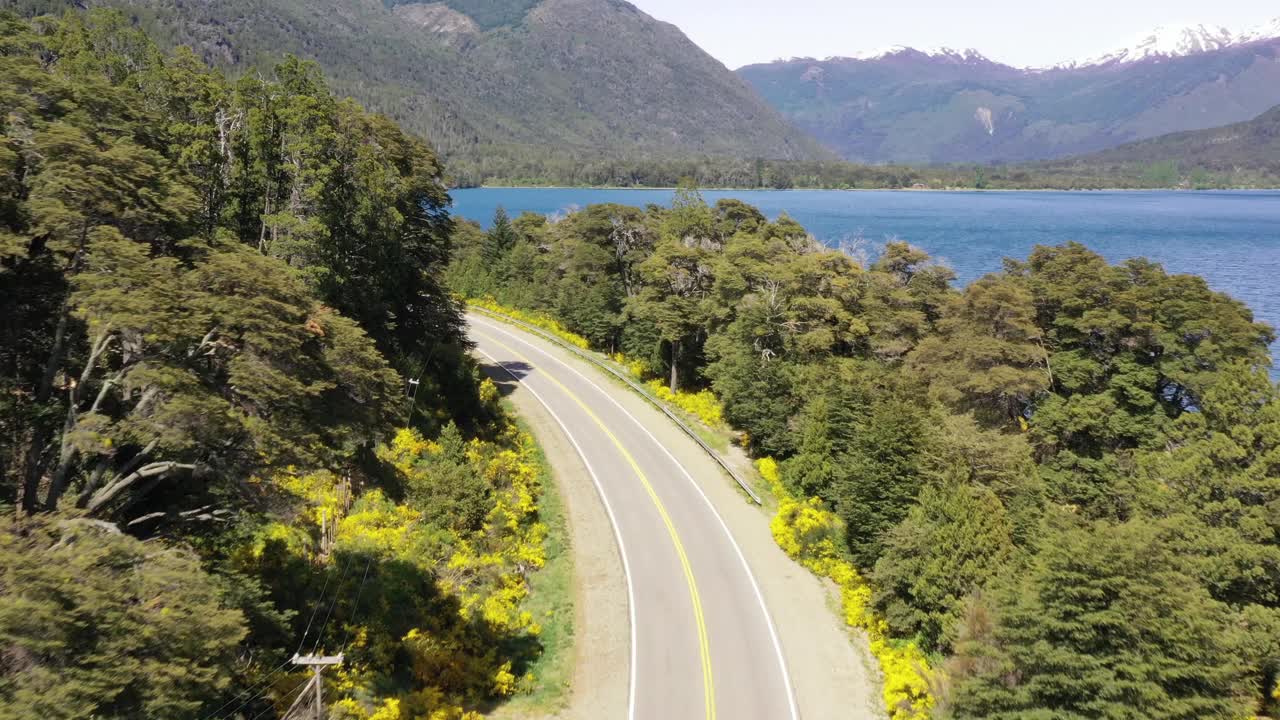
[[0, 12, 561, 720]]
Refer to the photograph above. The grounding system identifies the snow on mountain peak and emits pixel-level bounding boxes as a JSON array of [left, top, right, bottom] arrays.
[[842, 45, 989, 63], [1084, 23, 1234, 66], [1240, 17, 1280, 43], [1072, 18, 1280, 68]]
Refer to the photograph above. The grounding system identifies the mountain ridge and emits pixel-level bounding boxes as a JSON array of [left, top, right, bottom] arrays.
[[1068, 17, 1280, 68], [12, 0, 828, 169], [760, 16, 1280, 72], [739, 31, 1280, 165]]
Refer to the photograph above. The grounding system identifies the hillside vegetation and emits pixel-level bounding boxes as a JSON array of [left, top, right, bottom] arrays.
[[451, 191, 1280, 719], [1028, 103, 1280, 185], [12, 0, 826, 176], [0, 12, 568, 719]]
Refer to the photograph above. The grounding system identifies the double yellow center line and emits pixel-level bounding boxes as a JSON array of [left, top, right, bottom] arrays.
[[475, 330, 717, 720]]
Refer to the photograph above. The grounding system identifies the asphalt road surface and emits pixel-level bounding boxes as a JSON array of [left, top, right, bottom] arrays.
[[468, 313, 799, 720]]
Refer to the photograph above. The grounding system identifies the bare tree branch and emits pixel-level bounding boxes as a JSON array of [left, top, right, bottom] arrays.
[[86, 461, 196, 514]]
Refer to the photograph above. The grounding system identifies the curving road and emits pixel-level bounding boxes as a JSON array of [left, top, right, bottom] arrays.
[[468, 313, 799, 720]]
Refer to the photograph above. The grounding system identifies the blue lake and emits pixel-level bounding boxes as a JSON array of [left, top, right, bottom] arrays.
[[451, 188, 1280, 370]]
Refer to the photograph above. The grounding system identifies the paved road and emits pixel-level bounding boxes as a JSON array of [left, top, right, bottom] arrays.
[[468, 314, 799, 720]]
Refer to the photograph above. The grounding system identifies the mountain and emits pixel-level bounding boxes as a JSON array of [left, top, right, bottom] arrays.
[[12, 0, 826, 170], [1071, 23, 1237, 67], [1069, 18, 1280, 67], [1056, 103, 1280, 176], [738, 20, 1280, 165]]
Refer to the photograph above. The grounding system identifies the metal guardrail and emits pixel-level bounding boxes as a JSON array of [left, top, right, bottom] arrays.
[[470, 306, 764, 505]]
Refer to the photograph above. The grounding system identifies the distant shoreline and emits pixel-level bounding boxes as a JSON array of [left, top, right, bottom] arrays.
[[460, 185, 1280, 193]]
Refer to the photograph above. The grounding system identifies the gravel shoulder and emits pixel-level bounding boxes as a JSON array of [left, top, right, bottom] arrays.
[[482, 364, 630, 720]]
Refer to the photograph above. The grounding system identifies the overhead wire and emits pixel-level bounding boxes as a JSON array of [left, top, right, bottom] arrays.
[[207, 526, 355, 720], [247, 673, 312, 720], [200, 655, 297, 720], [339, 553, 377, 654], [309, 549, 359, 656]]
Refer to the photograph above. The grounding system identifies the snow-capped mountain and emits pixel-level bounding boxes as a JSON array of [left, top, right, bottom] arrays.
[[1240, 17, 1280, 43], [817, 46, 990, 64], [1072, 18, 1280, 67], [738, 15, 1280, 166]]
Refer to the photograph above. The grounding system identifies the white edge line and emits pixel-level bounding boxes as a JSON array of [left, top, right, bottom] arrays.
[[472, 316, 802, 720], [474, 346, 639, 720]]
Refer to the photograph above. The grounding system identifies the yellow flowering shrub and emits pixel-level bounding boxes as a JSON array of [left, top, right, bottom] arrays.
[[468, 298, 590, 349], [275, 469, 346, 526], [645, 380, 726, 428], [610, 352, 650, 379], [280, 416, 553, 719], [758, 458, 934, 720]]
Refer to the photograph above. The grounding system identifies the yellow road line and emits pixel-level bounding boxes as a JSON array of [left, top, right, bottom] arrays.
[[475, 330, 716, 720]]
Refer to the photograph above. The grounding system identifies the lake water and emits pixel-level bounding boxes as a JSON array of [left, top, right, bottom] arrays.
[[452, 189, 1280, 370]]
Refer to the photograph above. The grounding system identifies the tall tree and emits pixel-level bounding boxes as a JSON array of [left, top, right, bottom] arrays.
[[0, 514, 246, 720], [484, 205, 517, 264], [909, 275, 1050, 427], [873, 481, 1015, 652], [951, 520, 1253, 720]]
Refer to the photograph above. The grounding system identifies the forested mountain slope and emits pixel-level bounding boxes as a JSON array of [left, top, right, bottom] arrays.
[[10, 0, 827, 173], [1010, 104, 1280, 187], [738, 36, 1280, 164], [1074, 103, 1280, 168]]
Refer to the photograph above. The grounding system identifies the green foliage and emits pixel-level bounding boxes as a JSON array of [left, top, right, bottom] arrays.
[[0, 514, 245, 719], [872, 481, 1015, 652], [484, 206, 518, 265], [949, 521, 1254, 720], [1011, 243, 1273, 517], [0, 13, 566, 720], [0, 10, 480, 520], [783, 362, 938, 567], [404, 423, 492, 533], [909, 275, 1050, 427]]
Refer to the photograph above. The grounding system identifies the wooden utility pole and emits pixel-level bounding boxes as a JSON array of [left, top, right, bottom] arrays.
[[286, 653, 343, 720]]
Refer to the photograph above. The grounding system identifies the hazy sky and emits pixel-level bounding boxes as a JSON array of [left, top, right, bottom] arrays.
[[628, 0, 1279, 69]]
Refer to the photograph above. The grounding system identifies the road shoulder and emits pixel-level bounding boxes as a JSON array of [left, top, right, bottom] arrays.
[[482, 364, 630, 720]]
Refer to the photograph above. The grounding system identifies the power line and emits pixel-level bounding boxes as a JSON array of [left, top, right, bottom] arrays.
[[247, 674, 310, 720], [201, 655, 296, 720], [309, 550, 358, 655], [295, 553, 338, 655], [339, 553, 376, 654]]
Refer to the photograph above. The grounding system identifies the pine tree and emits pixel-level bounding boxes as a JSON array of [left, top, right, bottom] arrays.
[[484, 205, 518, 264]]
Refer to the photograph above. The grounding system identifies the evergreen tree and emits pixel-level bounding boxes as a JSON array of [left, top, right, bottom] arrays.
[[873, 481, 1015, 651], [951, 521, 1253, 720], [484, 205, 518, 264], [0, 514, 246, 720]]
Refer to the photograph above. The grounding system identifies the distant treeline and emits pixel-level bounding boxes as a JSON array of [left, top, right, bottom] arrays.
[[447, 147, 1280, 191]]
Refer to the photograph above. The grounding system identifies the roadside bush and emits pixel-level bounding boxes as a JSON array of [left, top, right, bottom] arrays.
[[759, 459, 934, 720]]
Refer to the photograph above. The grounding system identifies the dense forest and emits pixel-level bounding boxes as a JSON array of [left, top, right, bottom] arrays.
[[449, 190, 1280, 718], [0, 11, 567, 719]]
